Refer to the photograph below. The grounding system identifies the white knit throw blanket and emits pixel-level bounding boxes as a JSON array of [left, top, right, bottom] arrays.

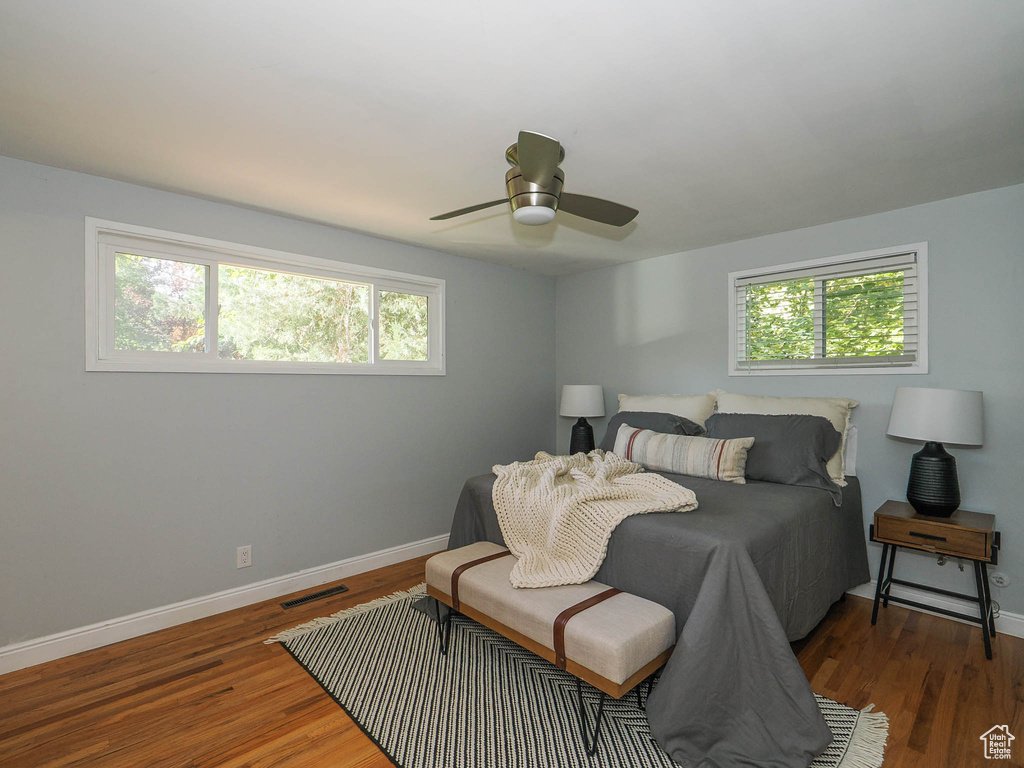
[[491, 450, 698, 588]]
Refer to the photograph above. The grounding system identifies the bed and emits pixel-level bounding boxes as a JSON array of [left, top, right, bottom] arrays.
[[447, 470, 870, 766]]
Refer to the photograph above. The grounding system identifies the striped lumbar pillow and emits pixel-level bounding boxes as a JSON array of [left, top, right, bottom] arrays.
[[612, 424, 754, 483]]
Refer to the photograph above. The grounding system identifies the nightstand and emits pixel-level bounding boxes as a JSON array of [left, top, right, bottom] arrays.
[[870, 500, 1000, 659]]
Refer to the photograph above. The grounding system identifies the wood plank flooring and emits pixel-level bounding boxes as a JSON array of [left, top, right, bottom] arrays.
[[1, 555, 1021, 767], [794, 595, 1024, 767]]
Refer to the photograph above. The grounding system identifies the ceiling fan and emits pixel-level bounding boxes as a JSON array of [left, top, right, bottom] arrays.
[[430, 131, 639, 227]]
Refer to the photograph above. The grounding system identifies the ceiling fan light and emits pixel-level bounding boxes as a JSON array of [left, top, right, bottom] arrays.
[[512, 205, 557, 226]]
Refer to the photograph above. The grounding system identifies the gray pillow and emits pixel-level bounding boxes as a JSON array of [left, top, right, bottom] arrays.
[[598, 411, 704, 452], [705, 413, 842, 505]]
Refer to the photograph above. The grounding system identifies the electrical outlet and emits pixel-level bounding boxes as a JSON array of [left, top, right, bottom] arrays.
[[990, 571, 1010, 588], [237, 545, 252, 569]]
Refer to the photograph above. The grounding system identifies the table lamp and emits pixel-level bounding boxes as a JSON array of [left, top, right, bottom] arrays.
[[560, 385, 605, 454], [886, 386, 984, 517]]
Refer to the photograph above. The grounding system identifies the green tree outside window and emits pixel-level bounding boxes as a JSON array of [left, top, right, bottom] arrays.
[[745, 270, 905, 362]]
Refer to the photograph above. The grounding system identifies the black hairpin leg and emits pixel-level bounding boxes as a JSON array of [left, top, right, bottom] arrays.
[[980, 562, 997, 637], [973, 562, 993, 660], [882, 545, 897, 608], [635, 675, 653, 709], [436, 605, 453, 656], [575, 678, 606, 756], [871, 543, 891, 625]]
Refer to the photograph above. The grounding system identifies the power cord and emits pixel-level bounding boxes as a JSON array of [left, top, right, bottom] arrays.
[[934, 554, 1001, 618]]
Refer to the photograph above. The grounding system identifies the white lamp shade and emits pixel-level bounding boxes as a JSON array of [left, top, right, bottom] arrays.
[[887, 386, 984, 446], [560, 385, 605, 418]]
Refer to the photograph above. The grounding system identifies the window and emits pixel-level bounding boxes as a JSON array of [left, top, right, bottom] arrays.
[[729, 243, 926, 375], [87, 219, 445, 374]]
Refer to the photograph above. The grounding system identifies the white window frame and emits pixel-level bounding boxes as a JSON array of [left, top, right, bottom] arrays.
[[728, 242, 928, 376], [85, 218, 445, 375]]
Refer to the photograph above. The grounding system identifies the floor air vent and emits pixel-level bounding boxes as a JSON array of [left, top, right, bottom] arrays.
[[281, 584, 348, 609]]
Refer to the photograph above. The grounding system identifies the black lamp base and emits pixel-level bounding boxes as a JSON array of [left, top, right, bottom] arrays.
[[569, 417, 595, 455], [907, 441, 960, 517]]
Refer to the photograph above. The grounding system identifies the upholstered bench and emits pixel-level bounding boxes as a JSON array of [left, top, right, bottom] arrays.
[[425, 541, 675, 755]]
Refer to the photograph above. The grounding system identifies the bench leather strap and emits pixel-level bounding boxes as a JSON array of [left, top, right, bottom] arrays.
[[553, 588, 621, 670], [450, 550, 511, 611]]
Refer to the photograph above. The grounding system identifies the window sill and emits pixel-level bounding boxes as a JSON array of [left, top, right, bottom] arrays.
[[87, 357, 445, 375], [728, 364, 926, 377]]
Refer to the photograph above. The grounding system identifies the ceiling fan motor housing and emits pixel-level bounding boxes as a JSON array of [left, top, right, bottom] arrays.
[[429, 133, 636, 226], [505, 165, 564, 217]]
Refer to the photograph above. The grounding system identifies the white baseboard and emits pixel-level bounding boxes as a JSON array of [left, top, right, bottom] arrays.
[[0, 533, 448, 676], [847, 580, 1024, 639], [4, 539, 1014, 677]]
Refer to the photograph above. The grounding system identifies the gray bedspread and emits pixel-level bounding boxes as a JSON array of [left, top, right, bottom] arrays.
[[448, 472, 870, 768]]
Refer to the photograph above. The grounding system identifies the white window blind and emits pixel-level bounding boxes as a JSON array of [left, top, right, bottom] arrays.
[[729, 243, 927, 375]]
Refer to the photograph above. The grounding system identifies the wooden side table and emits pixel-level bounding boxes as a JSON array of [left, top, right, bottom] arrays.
[[870, 500, 1000, 659]]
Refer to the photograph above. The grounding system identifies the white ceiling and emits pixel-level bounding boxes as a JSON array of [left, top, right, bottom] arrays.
[[2, 1, 1023, 276]]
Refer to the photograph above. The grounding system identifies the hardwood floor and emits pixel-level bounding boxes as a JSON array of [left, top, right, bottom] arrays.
[[1, 556, 1021, 767], [794, 595, 1024, 767]]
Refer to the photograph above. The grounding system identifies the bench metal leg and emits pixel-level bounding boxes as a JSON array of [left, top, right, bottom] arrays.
[[436, 606, 453, 656], [575, 678, 606, 756], [635, 675, 653, 709]]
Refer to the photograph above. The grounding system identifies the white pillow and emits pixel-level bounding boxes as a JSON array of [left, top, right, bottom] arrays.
[[844, 425, 858, 477], [713, 391, 858, 486], [617, 393, 717, 428]]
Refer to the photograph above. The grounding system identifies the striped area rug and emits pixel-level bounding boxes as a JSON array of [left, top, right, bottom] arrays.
[[267, 586, 887, 768]]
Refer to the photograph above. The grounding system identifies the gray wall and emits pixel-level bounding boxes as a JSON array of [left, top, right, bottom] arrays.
[[0, 156, 556, 646], [555, 183, 1024, 613]]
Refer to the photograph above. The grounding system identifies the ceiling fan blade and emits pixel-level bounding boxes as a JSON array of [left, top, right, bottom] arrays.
[[517, 131, 561, 187], [429, 199, 508, 221], [558, 193, 639, 227]]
